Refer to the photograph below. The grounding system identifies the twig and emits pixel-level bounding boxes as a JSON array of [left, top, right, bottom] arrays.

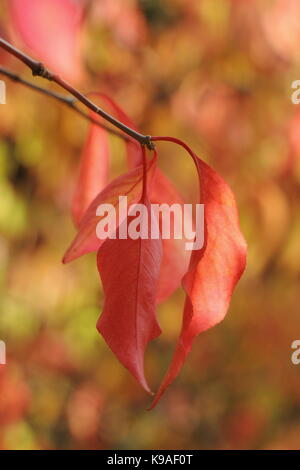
[[0, 37, 154, 150]]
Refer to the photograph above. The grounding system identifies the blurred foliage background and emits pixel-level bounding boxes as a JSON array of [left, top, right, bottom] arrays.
[[0, 0, 300, 450]]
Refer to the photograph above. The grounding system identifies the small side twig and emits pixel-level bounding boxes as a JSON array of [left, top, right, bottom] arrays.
[[0, 37, 154, 150], [0, 66, 130, 141]]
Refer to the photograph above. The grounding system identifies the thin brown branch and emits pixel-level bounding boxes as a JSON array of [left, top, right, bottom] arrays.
[[0, 66, 130, 141], [0, 37, 154, 150]]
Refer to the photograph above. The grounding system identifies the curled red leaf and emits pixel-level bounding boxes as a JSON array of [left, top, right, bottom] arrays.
[[149, 137, 247, 408]]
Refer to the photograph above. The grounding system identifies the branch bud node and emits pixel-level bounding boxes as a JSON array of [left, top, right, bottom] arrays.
[[144, 136, 155, 151], [32, 62, 52, 80]]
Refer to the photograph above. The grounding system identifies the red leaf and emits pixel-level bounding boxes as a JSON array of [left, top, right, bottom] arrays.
[[150, 138, 247, 408], [63, 154, 157, 263], [72, 116, 110, 227], [9, 0, 83, 82], [97, 200, 162, 393], [97, 149, 162, 392]]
